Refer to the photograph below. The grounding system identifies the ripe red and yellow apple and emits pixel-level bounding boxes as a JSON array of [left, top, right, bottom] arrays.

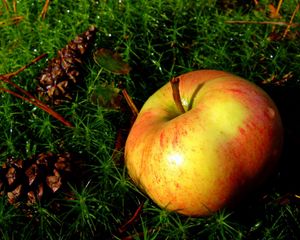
[[125, 70, 283, 216]]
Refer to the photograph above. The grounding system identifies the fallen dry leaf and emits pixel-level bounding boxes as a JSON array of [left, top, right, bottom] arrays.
[[93, 48, 131, 75]]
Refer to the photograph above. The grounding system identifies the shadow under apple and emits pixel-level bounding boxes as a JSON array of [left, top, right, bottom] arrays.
[[264, 84, 300, 194], [229, 84, 300, 239]]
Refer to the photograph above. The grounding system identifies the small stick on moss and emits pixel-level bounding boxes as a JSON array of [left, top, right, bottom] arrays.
[[225, 20, 300, 28], [0, 16, 24, 27], [40, 0, 50, 19], [118, 202, 144, 234], [2, 0, 10, 13], [170, 76, 185, 114], [0, 54, 73, 128], [275, 0, 284, 17], [121, 230, 156, 240], [122, 89, 139, 120], [270, 0, 283, 32], [12, 0, 17, 13], [0, 87, 73, 127], [0, 80, 73, 127], [282, 3, 300, 39], [2, 54, 47, 80]]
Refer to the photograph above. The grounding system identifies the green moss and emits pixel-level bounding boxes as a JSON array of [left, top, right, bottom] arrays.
[[0, 0, 299, 239]]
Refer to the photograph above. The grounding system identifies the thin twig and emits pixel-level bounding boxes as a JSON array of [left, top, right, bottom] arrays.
[[2, 53, 48, 80], [0, 87, 49, 114], [275, 0, 284, 16], [271, 0, 283, 32], [282, 3, 300, 39], [120, 228, 156, 240], [118, 202, 144, 234], [0, 54, 73, 127], [2, 0, 10, 13], [0, 87, 34, 104], [122, 89, 139, 120], [40, 0, 50, 19], [225, 20, 300, 27], [0, 16, 24, 27], [13, 0, 17, 13], [0, 83, 73, 127]]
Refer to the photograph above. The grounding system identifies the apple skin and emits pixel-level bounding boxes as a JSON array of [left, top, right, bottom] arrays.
[[125, 70, 283, 216]]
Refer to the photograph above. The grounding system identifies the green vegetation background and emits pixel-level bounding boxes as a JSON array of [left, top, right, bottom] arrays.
[[0, 0, 299, 239]]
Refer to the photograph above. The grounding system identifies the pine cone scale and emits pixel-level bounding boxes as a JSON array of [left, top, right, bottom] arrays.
[[25, 163, 38, 186], [6, 167, 17, 186]]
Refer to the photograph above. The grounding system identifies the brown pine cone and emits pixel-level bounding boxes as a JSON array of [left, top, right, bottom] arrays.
[[0, 152, 78, 207], [37, 25, 97, 105]]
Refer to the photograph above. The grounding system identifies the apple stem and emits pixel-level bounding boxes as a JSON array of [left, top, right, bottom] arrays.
[[170, 77, 185, 114]]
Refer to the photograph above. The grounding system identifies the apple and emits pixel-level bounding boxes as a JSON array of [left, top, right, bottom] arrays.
[[124, 70, 283, 216]]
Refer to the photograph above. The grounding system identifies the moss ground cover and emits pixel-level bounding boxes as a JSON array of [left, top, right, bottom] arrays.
[[0, 0, 299, 239]]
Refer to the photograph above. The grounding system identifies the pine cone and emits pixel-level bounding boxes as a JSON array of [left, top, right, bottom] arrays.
[[37, 25, 97, 105], [0, 152, 77, 207]]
